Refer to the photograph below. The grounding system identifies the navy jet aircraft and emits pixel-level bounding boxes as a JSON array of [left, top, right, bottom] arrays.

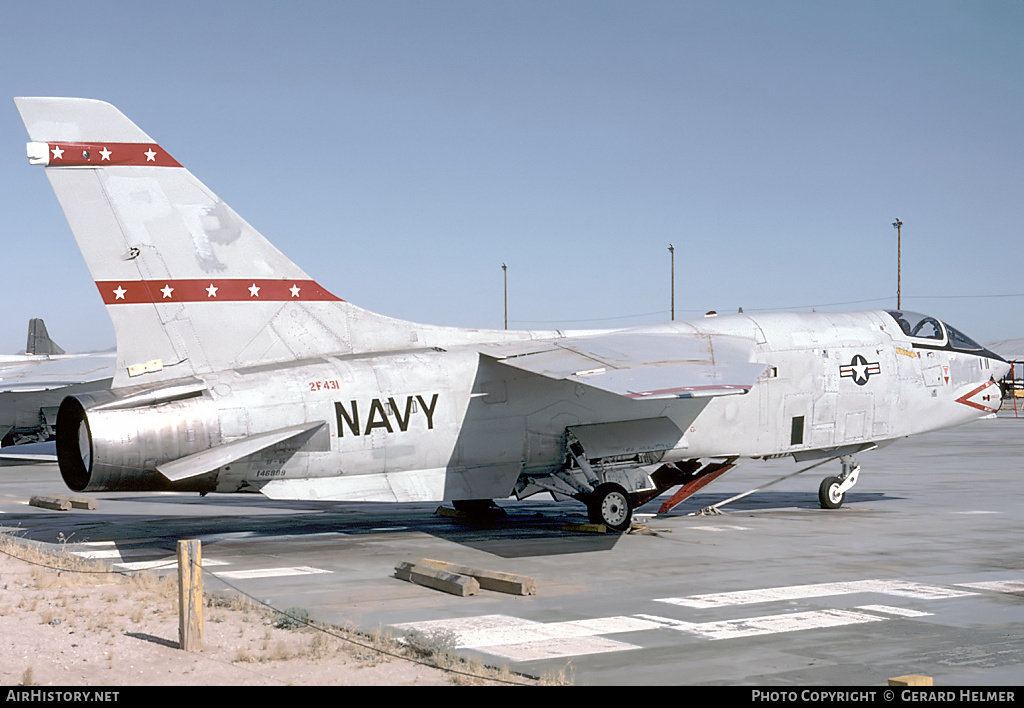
[[15, 98, 1010, 531]]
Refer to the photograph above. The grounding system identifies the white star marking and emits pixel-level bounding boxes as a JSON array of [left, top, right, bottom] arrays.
[[206, 284, 218, 297], [290, 285, 301, 298], [144, 148, 157, 162], [161, 285, 174, 299], [113, 286, 127, 300], [850, 361, 868, 384], [51, 145, 64, 160], [249, 283, 261, 297], [100, 147, 111, 161]]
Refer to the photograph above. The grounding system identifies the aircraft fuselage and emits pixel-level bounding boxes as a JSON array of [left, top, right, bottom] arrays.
[[62, 309, 1004, 504]]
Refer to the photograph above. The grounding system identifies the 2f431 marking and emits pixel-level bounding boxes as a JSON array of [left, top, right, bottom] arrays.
[[309, 379, 341, 392]]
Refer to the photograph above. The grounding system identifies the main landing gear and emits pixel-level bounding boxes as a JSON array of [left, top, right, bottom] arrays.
[[818, 455, 860, 509], [586, 483, 634, 533]]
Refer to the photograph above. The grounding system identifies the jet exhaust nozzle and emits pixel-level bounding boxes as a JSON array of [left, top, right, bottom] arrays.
[[55, 393, 222, 493]]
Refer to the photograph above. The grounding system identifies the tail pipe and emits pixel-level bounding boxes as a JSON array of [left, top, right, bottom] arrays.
[[54, 392, 221, 493], [55, 396, 93, 492]]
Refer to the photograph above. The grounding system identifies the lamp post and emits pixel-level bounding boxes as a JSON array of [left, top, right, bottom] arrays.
[[502, 263, 507, 330], [668, 243, 675, 321], [892, 218, 903, 310]]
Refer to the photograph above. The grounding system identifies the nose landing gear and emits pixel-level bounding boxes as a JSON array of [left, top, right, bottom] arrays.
[[818, 455, 860, 509]]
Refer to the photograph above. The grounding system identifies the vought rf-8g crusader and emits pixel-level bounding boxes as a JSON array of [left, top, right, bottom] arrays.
[[15, 98, 1009, 531]]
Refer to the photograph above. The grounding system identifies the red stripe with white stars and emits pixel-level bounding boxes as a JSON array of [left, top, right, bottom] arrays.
[[44, 142, 181, 167], [96, 279, 342, 305]]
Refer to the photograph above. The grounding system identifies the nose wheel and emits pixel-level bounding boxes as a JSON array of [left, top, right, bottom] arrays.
[[586, 483, 634, 532], [818, 456, 860, 509], [818, 476, 846, 509]]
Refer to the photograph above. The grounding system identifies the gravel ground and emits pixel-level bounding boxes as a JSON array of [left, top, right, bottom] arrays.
[[0, 536, 555, 687]]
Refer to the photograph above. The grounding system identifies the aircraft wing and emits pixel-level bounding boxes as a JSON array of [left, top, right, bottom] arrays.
[[479, 330, 765, 400], [0, 353, 115, 393], [0, 440, 57, 465]]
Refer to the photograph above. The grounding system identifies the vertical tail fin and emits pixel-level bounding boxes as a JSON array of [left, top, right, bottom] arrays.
[[16, 98, 418, 388], [26, 318, 65, 356]]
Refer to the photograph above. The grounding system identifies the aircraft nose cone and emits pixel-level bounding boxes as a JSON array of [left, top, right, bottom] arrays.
[[985, 356, 1011, 410], [980, 345, 1011, 383], [992, 357, 1011, 383]]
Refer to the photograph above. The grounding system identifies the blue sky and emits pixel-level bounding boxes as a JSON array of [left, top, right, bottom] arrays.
[[1, 1, 1022, 354]]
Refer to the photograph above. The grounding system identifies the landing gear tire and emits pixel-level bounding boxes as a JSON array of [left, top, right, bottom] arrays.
[[818, 476, 845, 509], [587, 483, 633, 532]]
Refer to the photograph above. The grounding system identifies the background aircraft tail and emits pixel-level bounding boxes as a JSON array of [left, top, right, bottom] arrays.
[[26, 318, 65, 356], [15, 98, 424, 388]]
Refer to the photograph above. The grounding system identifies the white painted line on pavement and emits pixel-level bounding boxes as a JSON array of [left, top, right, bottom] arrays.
[[656, 579, 976, 608], [215, 565, 331, 579], [956, 579, 1024, 593], [638, 608, 886, 640], [855, 604, 933, 618], [391, 614, 650, 660]]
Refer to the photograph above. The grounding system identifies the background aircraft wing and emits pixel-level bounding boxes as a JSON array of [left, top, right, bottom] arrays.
[[479, 331, 765, 400], [0, 440, 56, 465], [0, 353, 115, 392]]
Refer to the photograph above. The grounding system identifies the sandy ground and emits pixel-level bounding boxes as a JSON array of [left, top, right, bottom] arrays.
[[0, 538, 551, 687]]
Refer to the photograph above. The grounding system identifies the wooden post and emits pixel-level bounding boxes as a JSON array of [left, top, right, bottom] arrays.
[[177, 539, 203, 651]]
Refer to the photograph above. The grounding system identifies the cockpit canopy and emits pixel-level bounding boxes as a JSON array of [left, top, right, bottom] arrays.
[[885, 310, 988, 353]]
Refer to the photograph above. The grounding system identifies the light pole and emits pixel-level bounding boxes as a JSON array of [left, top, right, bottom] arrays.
[[502, 263, 507, 330], [668, 243, 675, 321], [892, 218, 903, 310]]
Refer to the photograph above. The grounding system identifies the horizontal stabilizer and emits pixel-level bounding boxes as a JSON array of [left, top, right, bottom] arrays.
[[480, 331, 766, 400], [157, 421, 325, 482]]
